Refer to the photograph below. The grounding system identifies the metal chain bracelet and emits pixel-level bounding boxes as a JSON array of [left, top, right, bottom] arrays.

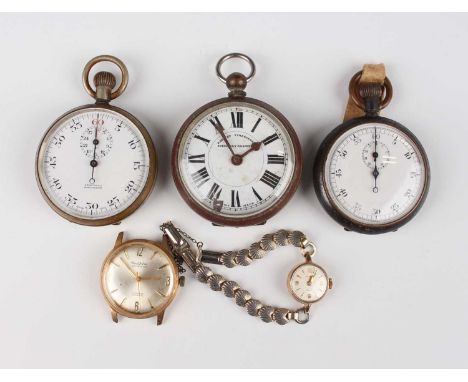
[[200, 229, 315, 268], [160, 222, 329, 325]]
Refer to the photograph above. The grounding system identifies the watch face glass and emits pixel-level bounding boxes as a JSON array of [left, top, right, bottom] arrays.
[[37, 107, 151, 221], [289, 263, 328, 303], [103, 243, 176, 316], [324, 122, 426, 225], [177, 102, 296, 219]]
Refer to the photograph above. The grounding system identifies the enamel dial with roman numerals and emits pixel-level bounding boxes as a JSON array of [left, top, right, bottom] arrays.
[[101, 239, 179, 321], [174, 100, 301, 226], [315, 117, 430, 233], [36, 106, 156, 226]]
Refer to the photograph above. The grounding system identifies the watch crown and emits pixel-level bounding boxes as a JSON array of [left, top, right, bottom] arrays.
[[328, 278, 333, 290], [93, 71, 116, 102]]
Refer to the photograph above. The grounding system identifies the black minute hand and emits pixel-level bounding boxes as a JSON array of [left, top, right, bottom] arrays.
[[372, 127, 379, 193], [89, 113, 99, 184]]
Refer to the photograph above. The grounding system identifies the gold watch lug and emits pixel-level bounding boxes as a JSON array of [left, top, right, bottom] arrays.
[[111, 310, 118, 323], [157, 310, 165, 326], [114, 232, 124, 248], [179, 276, 185, 287], [328, 277, 333, 290]]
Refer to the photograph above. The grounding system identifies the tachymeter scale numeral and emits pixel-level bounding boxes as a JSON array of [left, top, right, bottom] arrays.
[[337, 149, 348, 158], [86, 202, 99, 214], [128, 139, 140, 150], [65, 193, 77, 206], [351, 134, 361, 145], [51, 178, 62, 189], [404, 189, 415, 199], [231, 190, 241, 207], [107, 196, 120, 208], [207, 182, 222, 200], [404, 151, 415, 159], [337, 188, 348, 198], [259, 170, 281, 189], [69, 119, 82, 132], [231, 111, 243, 128], [115, 121, 123, 132], [46, 156, 57, 168], [125, 180, 136, 193], [188, 154, 205, 163], [267, 154, 285, 164], [331, 169, 342, 177], [191, 167, 210, 188], [53, 135, 65, 147], [133, 161, 146, 170], [262, 133, 279, 146], [391, 203, 400, 212]]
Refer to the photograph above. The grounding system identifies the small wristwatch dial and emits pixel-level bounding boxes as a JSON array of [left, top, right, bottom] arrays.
[[177, 103, 296, 218], [103, 243, 176, 315], [324, 123, 426, 225], [289, 263, 328, 303]]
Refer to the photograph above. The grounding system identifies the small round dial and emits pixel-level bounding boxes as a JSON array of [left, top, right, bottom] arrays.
[[101, 241, 178, 318], [80, 124, 113, 159], [174, 101, 301, 225], [289, 263, 328, 303], [323, 122, 427, 226], [36, 107, 155, 225]]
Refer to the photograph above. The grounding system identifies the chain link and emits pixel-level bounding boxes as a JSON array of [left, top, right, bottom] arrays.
[[176, 228, 203, 250]]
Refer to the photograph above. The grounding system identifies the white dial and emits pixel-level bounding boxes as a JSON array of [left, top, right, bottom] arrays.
[[37, 107, 152, 222], [177, 103, 296, 218], [102, 243, 176, 316], [289, 263, 328, 303], [324, 123, 426, 225]]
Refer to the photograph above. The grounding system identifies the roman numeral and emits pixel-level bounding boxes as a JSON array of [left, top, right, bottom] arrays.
[[194, 135, 210, 145], [188, 154, 205, 163], [252, 187, 262, 201], [267, 154, 285, 164], [251, 118, 261, 133], [262, 133, 279, 146], [191, 167, 210, 187], [207, 183, 222, 200], [231, 190, 241, 207], [231, 112, 243, 128], [260, 170, 281, 189], [209, 116, 223, 130]]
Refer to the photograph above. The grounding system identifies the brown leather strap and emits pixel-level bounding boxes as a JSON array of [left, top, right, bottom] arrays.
[[343, 64, 386, 121]]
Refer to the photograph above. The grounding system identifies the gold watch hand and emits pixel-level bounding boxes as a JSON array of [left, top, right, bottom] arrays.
[[120, 257, 138, 280], [140, 275, 162, 281], [136, 272, 141, 311]]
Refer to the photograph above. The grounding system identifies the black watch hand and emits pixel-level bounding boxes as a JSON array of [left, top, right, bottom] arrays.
[[89, 114, 99, 183], [372, 127, 379, 193]]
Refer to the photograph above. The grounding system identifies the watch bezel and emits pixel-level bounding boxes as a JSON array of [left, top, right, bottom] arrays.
[[287, 262, 329, 304], [35, 103, 157, 226], [172, 97, 303, 227], [313, 116, 430, 234], [100, 239, 179, 320]]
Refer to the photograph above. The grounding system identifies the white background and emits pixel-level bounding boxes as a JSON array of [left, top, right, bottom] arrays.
[[0, 13, 467, 368]]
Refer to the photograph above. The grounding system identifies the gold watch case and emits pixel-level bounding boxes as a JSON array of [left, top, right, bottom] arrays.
[[100, 232, 182, 325]]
